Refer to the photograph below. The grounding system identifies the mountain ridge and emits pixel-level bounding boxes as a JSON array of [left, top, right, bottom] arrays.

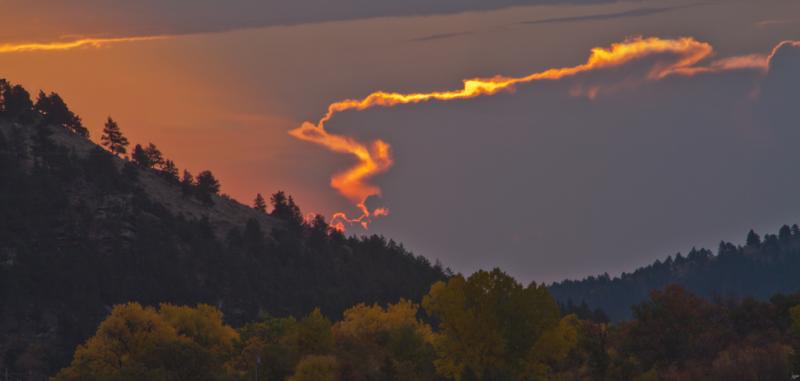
[[549, 225, 800, 321]]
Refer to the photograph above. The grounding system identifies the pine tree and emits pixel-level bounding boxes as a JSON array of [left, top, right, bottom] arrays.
[[161, 160, 179, 182], [196, 171, 220, 195], [1, 82, 34, 122], [253, 193, 267, 213], [100, 117, 129, 157], [270, 191, 303, 227], [180, 170, 195, 197], [746, 229, 761, 247], [131, 144, 150, 167], [144, 143, 164, 169], [34, 91, 89, 137]]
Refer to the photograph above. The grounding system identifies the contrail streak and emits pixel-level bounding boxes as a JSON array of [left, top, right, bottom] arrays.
[[288, 36, 764, 231], [0, 36, 166, 54]]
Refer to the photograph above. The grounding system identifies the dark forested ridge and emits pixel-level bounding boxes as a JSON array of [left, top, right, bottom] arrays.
[[0, 80, 446, 377], [550, 227, 800, 321]]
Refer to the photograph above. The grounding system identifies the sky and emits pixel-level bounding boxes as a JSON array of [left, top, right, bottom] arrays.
[[1, 0, 799, 283]]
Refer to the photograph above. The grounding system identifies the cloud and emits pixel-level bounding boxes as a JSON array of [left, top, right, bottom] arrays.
[[755, 19, 798, 28], [409, 31, 475, 43], [757, 41, 800, 135], [518, 4, 693, 25], [288, 36, 778, 230], [2, 0, 625, 43], [408, 4, 700, 46], [0, 36, 167, 54]]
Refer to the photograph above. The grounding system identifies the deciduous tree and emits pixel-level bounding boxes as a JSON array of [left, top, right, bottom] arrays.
[[422, 268, 561, 380]]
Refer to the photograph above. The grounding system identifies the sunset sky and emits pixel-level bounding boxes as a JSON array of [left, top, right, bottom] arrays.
[[3, 0, 799, 282]]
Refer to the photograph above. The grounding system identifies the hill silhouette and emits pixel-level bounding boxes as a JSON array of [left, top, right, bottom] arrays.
[[550, 226, 800, 321], [0, 80, 446, 376]]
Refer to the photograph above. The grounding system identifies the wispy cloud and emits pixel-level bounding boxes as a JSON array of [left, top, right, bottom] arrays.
[[409, 31, 475, 43], [409, 4, 700, 45], [755, 19, 797, 28], [518, 4, 695, 25], [0, 36, 167, 54]]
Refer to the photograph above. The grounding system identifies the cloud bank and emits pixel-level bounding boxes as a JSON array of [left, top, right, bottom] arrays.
[[2, 0, 625, 43]]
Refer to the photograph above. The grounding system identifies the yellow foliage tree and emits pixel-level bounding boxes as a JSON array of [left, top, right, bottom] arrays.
[[524, 315, 580, 380], [334, 299, 433, 342], [422, 269, 561, 380], [289, 355, 339, 381], [53, 302, 238, 381], [333, 300, 437, 380], [288, 308, 335, 355]]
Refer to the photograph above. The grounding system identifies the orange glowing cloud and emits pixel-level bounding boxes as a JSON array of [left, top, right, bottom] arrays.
[[0, 36, 166, 54], [289, 37, 765, 230]]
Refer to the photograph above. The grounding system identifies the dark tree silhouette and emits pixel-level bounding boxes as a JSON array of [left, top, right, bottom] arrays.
[[161, 160, 179, 182], [270, 191, 303, 226], [196, 171, 220, 195], [746, 229, 761, 247], [253, 193, 267, 213], [779, 225, 792, 242], [131, 144, 150, 167], [180, 170, 195, 196], [144, 143, 164, 169], [0, 80, 34, 122], [34, 91, 88, 137], [100, 117, 128, 157]]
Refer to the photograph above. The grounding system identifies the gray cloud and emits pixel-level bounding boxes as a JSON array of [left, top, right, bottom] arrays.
[[758, 41, 800, 138], [3, 0, 625, 42]]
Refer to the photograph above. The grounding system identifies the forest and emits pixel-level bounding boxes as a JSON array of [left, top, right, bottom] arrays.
[[550, 226, 800, 321], [53, 272, 800, 381]]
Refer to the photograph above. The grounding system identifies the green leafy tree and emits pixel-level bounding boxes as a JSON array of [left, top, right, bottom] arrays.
[[422, 268, 561, 380], [100, 116, 129, 157]]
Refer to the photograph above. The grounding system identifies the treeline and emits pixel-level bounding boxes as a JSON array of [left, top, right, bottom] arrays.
[[53, 272, 800, 381], [550, 226, 800, 321], [0, 79, 446, 376], [1, 78, 227, 206]]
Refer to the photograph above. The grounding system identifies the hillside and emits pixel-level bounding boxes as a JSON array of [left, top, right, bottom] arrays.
[[549, 227, 800, 321], [0, 85, 446, 376]]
